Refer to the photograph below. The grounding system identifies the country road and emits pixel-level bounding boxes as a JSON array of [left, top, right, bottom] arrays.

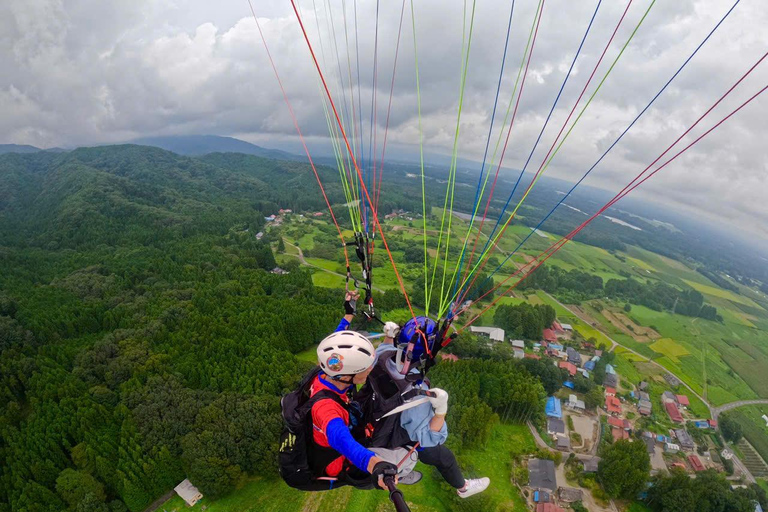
[[283, 239, 385, 293], [712, 399, 768, 419], [543, 292, 763, 483]]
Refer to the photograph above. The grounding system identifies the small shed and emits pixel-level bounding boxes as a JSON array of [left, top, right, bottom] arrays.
[[558, 487, 583, 503], [513, 348, 525, 359], [582, 457, 600, 473], [511, 339, 525, 349], [174, 479, 203, 507], [548, 418, 566, 435], [533, 489, 551, 503], [639, 381, 649, 391], [557, 435, 571, 451]]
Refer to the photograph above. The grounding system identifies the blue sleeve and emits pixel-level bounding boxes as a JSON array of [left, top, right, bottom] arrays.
[[335, 317, 350, 332], [400, 401, 448, 448], [325, 418, 376, 473]]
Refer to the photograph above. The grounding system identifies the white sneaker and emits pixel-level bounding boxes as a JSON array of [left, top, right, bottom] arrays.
[[457, 477, 490, 498], [398, 470, 423, 485]]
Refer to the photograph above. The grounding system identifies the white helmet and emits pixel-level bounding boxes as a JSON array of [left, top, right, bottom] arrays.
[[317, 330, 375, 378]]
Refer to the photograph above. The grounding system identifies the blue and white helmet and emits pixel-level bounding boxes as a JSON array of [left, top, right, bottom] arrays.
[[396, 316, 439, 374]]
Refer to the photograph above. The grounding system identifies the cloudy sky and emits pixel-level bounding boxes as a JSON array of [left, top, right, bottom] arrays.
[[2, 0, 767, 238]]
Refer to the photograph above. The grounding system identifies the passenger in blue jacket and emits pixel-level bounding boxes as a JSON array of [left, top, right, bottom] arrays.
[[355, 316, 490, 498]]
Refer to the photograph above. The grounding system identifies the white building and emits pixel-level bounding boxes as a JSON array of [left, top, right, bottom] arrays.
[[566, 394, 585, 411], [469, 326, 505, 342], [511, 339, 525, 349], [560, 323, 573, 331], [174, 479, 203, 507]]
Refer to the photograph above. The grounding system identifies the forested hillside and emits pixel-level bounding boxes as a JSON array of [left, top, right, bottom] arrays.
[[0, 146, 547, 512], [0, 147, 349, 511]]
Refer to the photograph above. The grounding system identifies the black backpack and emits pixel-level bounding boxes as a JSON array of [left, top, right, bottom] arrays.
[[278, 367, 350, 491]]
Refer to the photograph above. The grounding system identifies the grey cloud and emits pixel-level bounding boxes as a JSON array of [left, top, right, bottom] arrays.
[[2, 0, 767, 237]]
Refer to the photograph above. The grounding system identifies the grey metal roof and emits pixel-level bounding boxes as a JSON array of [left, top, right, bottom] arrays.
[[548, 418, 565, 434], [528, 459, 557, 491]]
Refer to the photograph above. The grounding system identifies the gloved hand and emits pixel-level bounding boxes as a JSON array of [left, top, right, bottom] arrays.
[[344, 291, 359, 315], [383, 321, 400, 339], [428, 388, 449, 416], [370, 460, 398, 489]]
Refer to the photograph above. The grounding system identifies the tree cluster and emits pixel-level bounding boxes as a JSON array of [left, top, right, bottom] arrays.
[[645, 469, 763, 512], [493, 303, 556, 340]]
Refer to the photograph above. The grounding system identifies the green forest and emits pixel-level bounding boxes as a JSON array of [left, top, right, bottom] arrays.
[[0, 146, 548, 512]]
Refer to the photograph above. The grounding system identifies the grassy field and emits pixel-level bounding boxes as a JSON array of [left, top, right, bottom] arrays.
[[281, 212, 768, 407], [158, 423, 535, 512]]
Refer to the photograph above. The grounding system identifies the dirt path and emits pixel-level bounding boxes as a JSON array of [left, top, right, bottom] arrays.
[[283, 239, 385, 293]]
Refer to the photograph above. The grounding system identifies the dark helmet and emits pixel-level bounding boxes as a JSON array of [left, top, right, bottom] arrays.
[[396, 316, 439, 374]]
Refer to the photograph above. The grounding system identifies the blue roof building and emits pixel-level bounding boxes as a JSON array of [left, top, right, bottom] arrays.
[[546, 396, 563, 419], [563, 381, 575, 390], [550, 343, 564, 351], [584, 361, 596, 371]]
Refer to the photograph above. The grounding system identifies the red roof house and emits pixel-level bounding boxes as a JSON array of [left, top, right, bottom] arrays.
[[559, 361, 577, 376], [605, 387, 616, 397], [665, 402, 684, 423], [608, 416, 624, 428], [688, 454, 705, 472], [525, 353, 541, 360], [676, 395, 690, 407], [543, 329, 558, 343], [708, 419, 718, 429], [553, 321, 564, 333], [537, 504, 565, 512], [670, 462, 686, 470], [612, 428, 630, 441], [606, 396, 622, 416]]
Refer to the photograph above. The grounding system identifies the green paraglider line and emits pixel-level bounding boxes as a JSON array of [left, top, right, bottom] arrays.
[[290, 0, 419, 320]]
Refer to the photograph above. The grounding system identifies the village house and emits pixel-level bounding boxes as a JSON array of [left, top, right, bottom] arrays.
[[688, 454, 706, 472], [567, 394, 586, 412], [557, 436, 571, 451], [469, 326, 505, 342], [529, 459, 558, 491], [174, 479, 203, 507], [511, 339, 525, 349], [665, 402, 684, 423], [513, 348, 525, 359], [559, 361, 578, 376], [606, 395, 622, 416], [605, 386, 617, 397], [662, 391, 678, 404], [543, 329, 558, 343], [558, 487, 583, 503], [676, 395, 690, 409], [674, 429, 696, 451], [547, 418, 566, 436], [536, 504, 565, 512], [566, 347, 582, 366], [604, 373, 618, 388], [638, 399, 652, 416], [546, 397, 563, 419], [582, 457, 600, 473]]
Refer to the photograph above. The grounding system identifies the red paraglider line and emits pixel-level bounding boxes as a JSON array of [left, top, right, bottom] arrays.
[[457, 0, 634, 307], [461, 74, 768, 332], [290, 0, 418, 320], [248, 1, 351, 269]]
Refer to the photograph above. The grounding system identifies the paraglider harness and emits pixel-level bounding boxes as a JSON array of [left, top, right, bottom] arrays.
[[279, 367, 414, 511], [346, 232, 383, 325], [278, 367, 372, 491], [355, 318, 456, 451]]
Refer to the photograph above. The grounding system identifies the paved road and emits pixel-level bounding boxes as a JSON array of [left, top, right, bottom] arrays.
[[543, 292, 761, 483], [712, 399, 768, 420], [283, 239, 385, 293]]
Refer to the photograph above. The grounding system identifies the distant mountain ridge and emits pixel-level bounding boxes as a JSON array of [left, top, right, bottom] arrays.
[[0, 144, 67, 154], [130, 135, 303, 160]]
